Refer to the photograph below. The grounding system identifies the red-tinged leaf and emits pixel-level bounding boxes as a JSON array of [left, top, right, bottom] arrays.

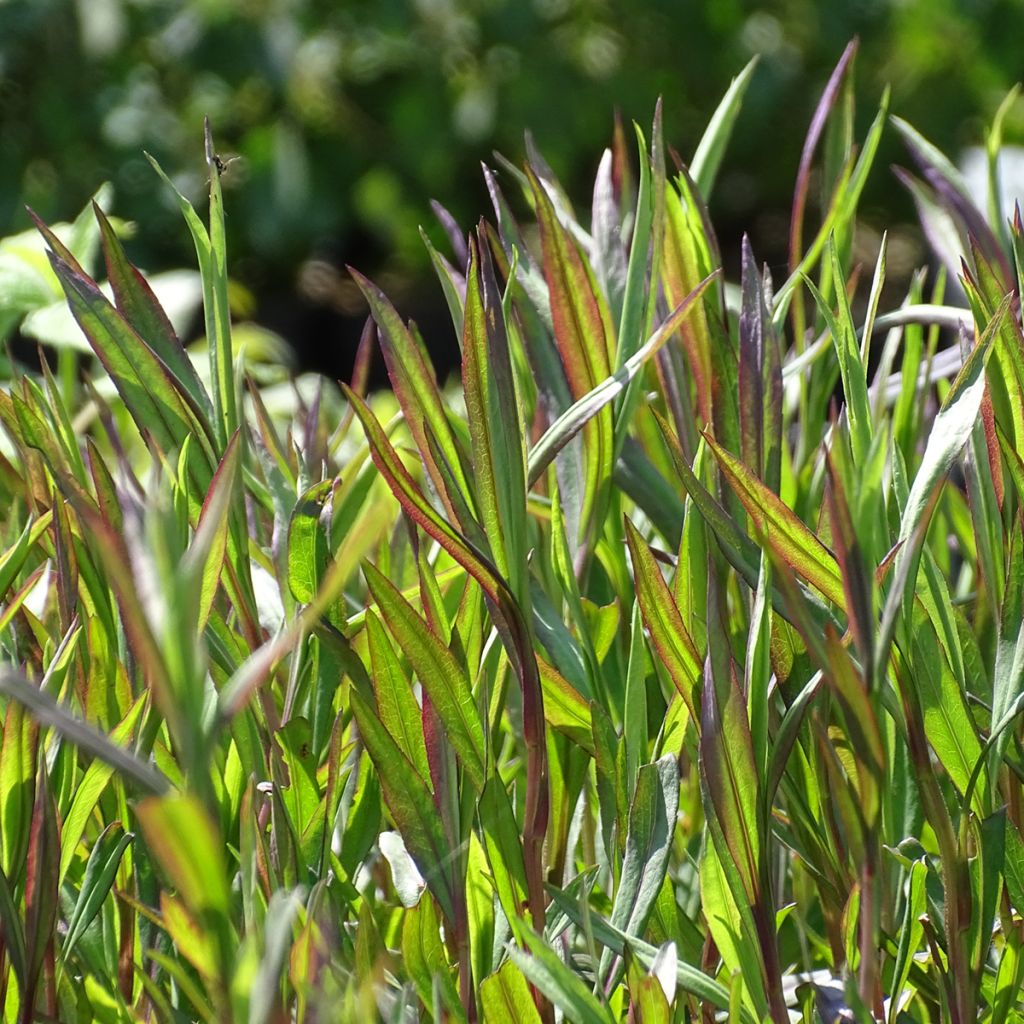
[[961, 248, 1024, 456], [0, 513, 51, 606], [462, 229, 528, 601], [527, 271, 719, 488], [45, 249, 218, 467], [825, 460, 875, 684], [529, 164, 615, 541], [821, 628, 883, 829], [345, 386, 503, 605], [93, 203, 213, 421], [661, 181, 714, 427], [700, 665, 764, 919], [892, 115, 1015, 289], [364, 561, 486, 792], [350, 267, 472, 524], [344, 388, 550, 934], [705, 433, 846, 609], [23, 773, 59, 1018], [350, 687, 457, 924], [624, 516, 702, 723], [66, 497, 179, 736]]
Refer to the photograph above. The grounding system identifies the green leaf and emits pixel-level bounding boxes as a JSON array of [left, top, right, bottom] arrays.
[[529, 163, 615, 543], [350, 688, 456, 923], [909, 614, 985, 810], [690, 57, 759, 199], [0, 670, 169, 796], [480, 960, 542, 1024], [364, 561, 487, 792], [546, 884, 751, 1021], [136, 794, 230, 919], [351, 266, 472, 523], [705, 433, 845, 609], [94, 202, 213, 423], [40, 228, 217, 467], [402, 894, 466, 1021], [802, 237, 873, 466], [0, 696, 37, 880], [509, 926, 617, 1024], [880, 297, 1006, 659], [366, 609, 432, 783], [479, 776, 530, 943], [700, 646, 761, 909], [287, 480, 332, 605], [62, 822, 134, 962], [58, 692, 148, 885], [600, 756, 680, 985], [624, 516, 702, 722], [462, 230, 528, 602], [527, 271, 718, 487], [887, 859, 926, 1024], [538, 657, 595, 754]]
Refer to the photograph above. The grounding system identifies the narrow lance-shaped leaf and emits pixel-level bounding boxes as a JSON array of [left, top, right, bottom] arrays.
[[624, 516, 702, 723], [0, 672, 169, 796], [886, 295, 1007, 634], [62, 823, 134, 962], [202, 119, 239, 446], [23, 774, 59, 1016], [529, 163, 615, 543], [599, 756, 680, 986], [350, 266, 472, 525], [44, 248, 216, 469], [527, 271, 718, 487], [93, 202, 213, 423], [350, 688, 457, 924], [801, 237, 873, 466], [690, 56, 759, 198], [462, 228, 528, 604], [704, 432, 846, 609], [366, 609, 432, 783], [364, 561, 487, 793]]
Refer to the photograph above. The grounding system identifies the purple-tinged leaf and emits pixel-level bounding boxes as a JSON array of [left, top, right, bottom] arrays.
[[738, 237, 782, 491], [350, 267, 472, 525], [789, 40, 858, 278], [22, 772, 59, 1019]]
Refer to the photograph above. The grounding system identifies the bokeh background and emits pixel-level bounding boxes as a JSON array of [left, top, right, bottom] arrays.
[[3, 0, 1024, 381]]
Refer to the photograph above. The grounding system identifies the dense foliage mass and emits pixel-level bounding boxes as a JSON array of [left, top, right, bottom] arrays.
[[3, 46, 1024, 1024]]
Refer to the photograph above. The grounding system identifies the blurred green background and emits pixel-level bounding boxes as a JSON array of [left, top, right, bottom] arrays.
[[3, 0, 1023, 378]]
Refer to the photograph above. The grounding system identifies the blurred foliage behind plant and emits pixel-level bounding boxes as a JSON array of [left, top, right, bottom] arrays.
[[3, 0, 1024, 363]]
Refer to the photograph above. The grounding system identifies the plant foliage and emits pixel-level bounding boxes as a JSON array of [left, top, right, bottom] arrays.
[[3, 47, 1024, 1024]]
